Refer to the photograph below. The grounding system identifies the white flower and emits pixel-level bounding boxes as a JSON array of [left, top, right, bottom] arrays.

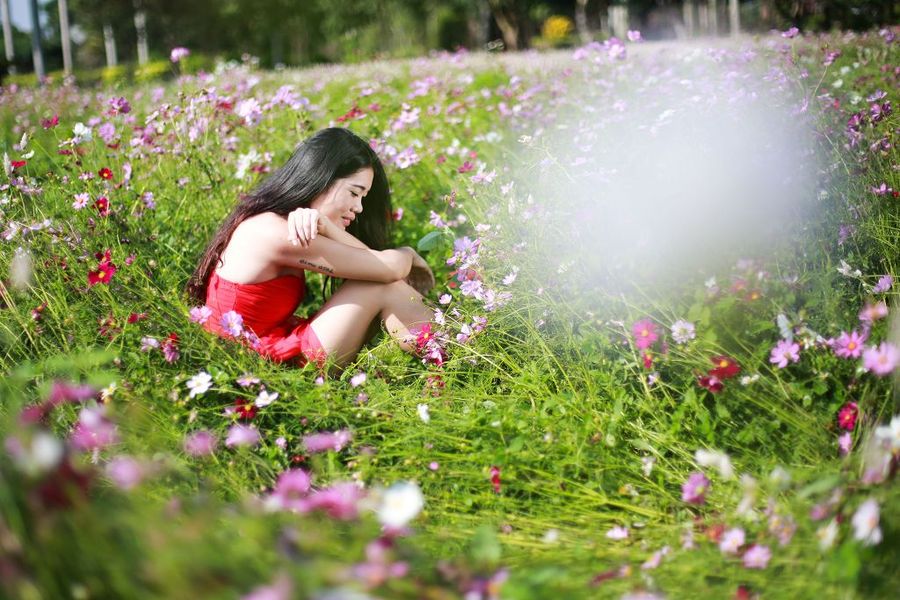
[[234, 148, 261, 180], [695, 449, 734, 479], [72, 122, 92, 143], [10, 431, 64, 476], [376, 482, 424, 529], [670, 319, 696, 344], [769, 466, 791, 489], [350, 372, 367, 388], [606, 525, 629, 540], [186, 371, 213, 398], [817, 519, 839, 551], [851, 499, 882, 546], [417, 403, 430, 423], [100, 382, 117, 401], [641, 456, 655, 476], [254, 390, 279, 408], [735, 474, 758, 519], [874, 415, 900, 453]]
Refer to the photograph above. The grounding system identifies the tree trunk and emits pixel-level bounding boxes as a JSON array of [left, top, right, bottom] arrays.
[[683, 1, 695, 38], [103, 23, 117, 67], [708, 0, 718, 36], [29, 0, 44, 80], [730, 0, 740, 36], [1, 0, 15, 74], [58, 0, 72, 75], [134, 2, 148, 65], [575, 0, 589, 43], [488, 0, 519, 51]]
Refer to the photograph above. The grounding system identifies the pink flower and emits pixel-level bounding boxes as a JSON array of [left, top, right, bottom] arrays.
[[189, 305, 212, 324], [838, 432, 852, 455], [781, 26, 800, 38], [742, 544, 771, 569], [225, 424, 260, 448], [606, 525, 629, 540], [303, 429, 352, 453], [268, 469, 311, 512], [859, 301, 888, 322], [862, 342, 899, 376], [769, 339, 800, 368], [631, 319, 658, 350], [350, 372, 367, 387], [183, 430, 217, 456], [169, 47, 190, 63], [301, 482, 363, 520], [682, 472, 710, 505], [221, 311, 244, 336], [626, 30, 643, 42], [105, 456, 145, 490], [838, 402, 859, 431], [719, 527, 745, 555], [832, 330, 866, 358], [70, 406, 119, 451]]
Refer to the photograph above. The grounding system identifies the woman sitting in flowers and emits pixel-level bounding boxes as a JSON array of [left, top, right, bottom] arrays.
[[187, 128, 435, 368]]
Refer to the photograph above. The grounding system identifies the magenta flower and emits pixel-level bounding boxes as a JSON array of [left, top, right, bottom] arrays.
[[832, 330, 867, 358], [769, 339, 800, 369], [631, 319, 659, 350], [225, 424, 260, 448], [303, 429, 352, 453], [862, 342, 899, 377], [838, 402, 859, 430], [682, 472, 710, 505], [70, 406, 119, 451], [742, 544, 772, 569], [268, 469, 311, 512], [873, 275, 893, 294], [183, 430, 217, 456]]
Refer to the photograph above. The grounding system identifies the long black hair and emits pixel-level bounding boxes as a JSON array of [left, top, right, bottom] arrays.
[[187, 127, 392, 303]]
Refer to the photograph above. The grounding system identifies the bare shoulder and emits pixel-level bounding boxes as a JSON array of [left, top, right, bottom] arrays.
[[232, 212, 286, 244]]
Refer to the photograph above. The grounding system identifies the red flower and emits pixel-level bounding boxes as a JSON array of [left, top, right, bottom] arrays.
[[41, 114, 60, 129], [709, 356, 741, 379], [162, 333, 179, 363], [458, 161, 475, 174], [415, 323, 435, 352], [98, 167, 113, 180], [642, 350, 654, 369], [10, 160, 26, 169], [838, 402, 859, 431], [698, 374, 724, 393], [234, 398, 257, 420], [336, 104, 365, 123], [87, 258, 117, 286], [127, 312, 147, 324], [94, 196, 110, 217], [490, 465, 501, 494]]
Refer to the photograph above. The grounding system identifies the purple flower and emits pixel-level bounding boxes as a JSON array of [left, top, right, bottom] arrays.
[[225, 424, 260, 448], [184, 430, 217, 456], [859, 301, 888, 322], [742, 544, 771, 569], [832, 330, 866, 359], [873, 275, 893, 294], [670, 320, 695, 344], [303, 429, 352, 453], [681, 472, 710, 505], [189, 305, 212, 324], [838, 432, 852, 455], [781, 26, 800, 38], [221, 310, 244, 336], [862, 342, 898, 377], [769, 339, 800, 368], [626, 30, 643, 42], [350, 372, 367, 388]]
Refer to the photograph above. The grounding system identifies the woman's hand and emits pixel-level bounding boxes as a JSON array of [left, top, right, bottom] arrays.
[[405, 250, 435, 296], [287, 208, 331, 247]]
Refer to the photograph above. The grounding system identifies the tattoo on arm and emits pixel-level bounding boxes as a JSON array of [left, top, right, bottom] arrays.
[[298, 258, 334, 274]]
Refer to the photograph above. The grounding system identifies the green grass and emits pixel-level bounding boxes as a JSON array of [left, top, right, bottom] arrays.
[[1, 32, 898, 599]]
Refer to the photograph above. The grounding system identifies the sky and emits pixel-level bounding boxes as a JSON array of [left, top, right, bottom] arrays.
[[8, 0, 46, 32]]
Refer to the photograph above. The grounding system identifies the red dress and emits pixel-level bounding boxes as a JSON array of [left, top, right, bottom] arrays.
[[204, 271, 326, 367]]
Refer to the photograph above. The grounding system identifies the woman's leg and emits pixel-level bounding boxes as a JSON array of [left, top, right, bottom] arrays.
[[308, 279, 433, 366]]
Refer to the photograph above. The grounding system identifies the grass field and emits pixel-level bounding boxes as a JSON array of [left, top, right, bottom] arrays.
[[0, 29, 898, 599]]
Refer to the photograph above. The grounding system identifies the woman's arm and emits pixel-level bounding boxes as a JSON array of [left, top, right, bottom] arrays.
[[287, 208, 368, 250]]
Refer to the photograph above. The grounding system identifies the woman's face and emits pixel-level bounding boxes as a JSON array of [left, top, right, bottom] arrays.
[[310, 167, 374, 229]]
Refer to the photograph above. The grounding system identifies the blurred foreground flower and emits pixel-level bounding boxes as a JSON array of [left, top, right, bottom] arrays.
[[375, 481, 425, 529], [682, 472, 710, 504], [851, 499, 882, 546], [170, 46, 190, 63]]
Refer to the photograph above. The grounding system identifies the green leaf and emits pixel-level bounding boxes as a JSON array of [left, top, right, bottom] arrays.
[[797, 474, 842, 499], [417, 230, 449, 253]]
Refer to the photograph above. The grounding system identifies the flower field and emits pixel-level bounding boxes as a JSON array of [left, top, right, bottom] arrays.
[[1, 29, 898, 599]]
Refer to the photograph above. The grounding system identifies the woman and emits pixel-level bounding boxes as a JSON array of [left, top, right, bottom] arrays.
[[187, 128, 436, 369]]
